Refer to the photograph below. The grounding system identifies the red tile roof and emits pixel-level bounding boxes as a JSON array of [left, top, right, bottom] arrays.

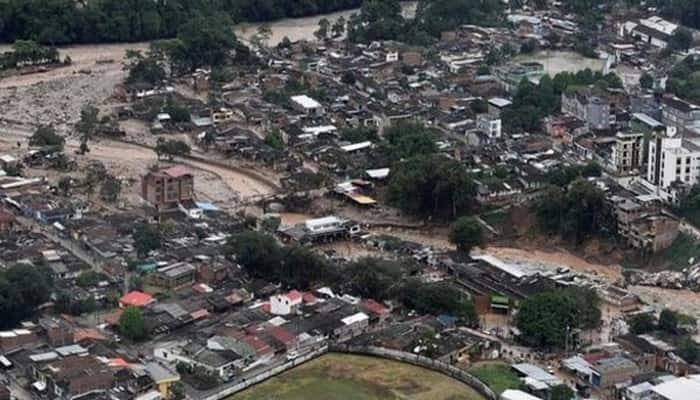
[[302, 292, 317, 304], [241, 335, 273, 356], [267, 326, 295, 346], [362, 299, 389, 316], [161, 165, 193, 179], [119, 291, 153, 308], [103, 310, 124, 326], [190, 309, 209, 320], [286, 290, 302, 302]]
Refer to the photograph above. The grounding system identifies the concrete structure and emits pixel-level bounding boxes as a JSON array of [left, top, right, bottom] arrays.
[[612, 131, 644, 174], [561, 88, 612, 131], [144, 362, 180, 399], [661, 96, 700, 131], [652, 376, 700, 400], [290, 95, 324, 117], [646, 127, 700, 204], [590, 356, 639, 389], [270, 290, 303, 316], [476, 114, 502, 139], [493, 62, 544, 93], [151, 263, 197, 289], [142, 166, 195, 210]]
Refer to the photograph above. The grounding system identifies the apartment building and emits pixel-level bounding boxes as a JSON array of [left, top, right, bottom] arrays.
[[141, 166, 195, 210]]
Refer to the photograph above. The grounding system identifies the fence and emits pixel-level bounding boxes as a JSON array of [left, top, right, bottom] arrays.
[[330, 344, 498, 400], [199, 345, 329, 400]]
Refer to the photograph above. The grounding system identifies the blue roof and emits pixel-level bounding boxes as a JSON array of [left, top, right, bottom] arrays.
[[437, 314, 457, 327]]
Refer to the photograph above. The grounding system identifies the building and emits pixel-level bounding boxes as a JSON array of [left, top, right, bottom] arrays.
[[646, 127, 700, 204], [141, 166, 195, 210], [561, 88, 612, 131], [270, 290, 303, 316], [652, 376, 700, 400], [476, 114, 502, 139], [290, 95, 324, 117], [151, 263, 196, 289], [144, 362, 180, 399], [500, 390, 541, 400], [590, 356, 640, 389], [661, 95, 700, 131], [493, 62, 545, 93], [488, 97, 512, 117], [627, 214, 680, 253], [621, 16, 679, 48], [119, 291, 154, 308], [612, 131, 644, 174], [40, 355, 114, 400]]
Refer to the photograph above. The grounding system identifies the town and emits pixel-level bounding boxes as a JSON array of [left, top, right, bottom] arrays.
[[2, 1, 700, 400]]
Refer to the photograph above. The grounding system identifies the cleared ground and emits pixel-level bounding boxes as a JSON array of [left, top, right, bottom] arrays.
[[231, 353, 485, 400]]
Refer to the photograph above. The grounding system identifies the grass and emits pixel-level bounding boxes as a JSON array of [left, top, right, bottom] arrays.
[[231, 353, 485, 400], [480, 210, 509, 231], [468, 363, 522, 395], [660, 233, 700, 270]]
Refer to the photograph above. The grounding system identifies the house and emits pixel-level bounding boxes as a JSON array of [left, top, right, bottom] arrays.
[[150, 263, 197, 289], [290, 95, 324, 117], [476, 114, 502, 139], [493, 62, 544, 93], [612, 131, 645, 175], [561, 88, 612, 131], [144, 362, 180, 399], [40, 355, 114, 400], [488, 97, 512, 117], [141, 166, 195, 210], [500, 390, 541, 400], [119, 291, 154, 308], [652, 376, 700, 400], [646, 126, 700, 204], [0, 329, 38, 352], [270, 290, 303, 316], [621, 16, 679, 48], [661, 95, 700, 132], [590, 356, 640, 389]]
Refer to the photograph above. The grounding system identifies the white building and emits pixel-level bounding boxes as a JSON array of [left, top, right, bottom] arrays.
[[476, 114, 502, 139], [652, 376, 700, 400], [290, 95, 324, 117], [500, 389, 541, 400], [646, 127, 700, 203], [270, 290, 303, 316]]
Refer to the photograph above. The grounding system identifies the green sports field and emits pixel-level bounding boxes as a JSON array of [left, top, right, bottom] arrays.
[[230, 353, 485, 400]]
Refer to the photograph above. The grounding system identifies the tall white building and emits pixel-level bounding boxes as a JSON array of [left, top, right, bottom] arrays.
[[646, 127, 700, 203]]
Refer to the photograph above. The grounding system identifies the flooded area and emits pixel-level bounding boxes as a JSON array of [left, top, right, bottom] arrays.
[[515, 50, 606, 75], [234, 2, 417, 46]]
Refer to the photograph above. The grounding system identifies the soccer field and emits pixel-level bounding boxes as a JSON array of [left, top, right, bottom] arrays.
[[230, 353, 486, 400]]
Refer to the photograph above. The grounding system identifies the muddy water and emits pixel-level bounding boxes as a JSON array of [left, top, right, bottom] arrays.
[[515, 50, 606, 75], [234, 2, 418, 46]]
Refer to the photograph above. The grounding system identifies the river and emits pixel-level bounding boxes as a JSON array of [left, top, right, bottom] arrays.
[[234, 2, 418, 46]]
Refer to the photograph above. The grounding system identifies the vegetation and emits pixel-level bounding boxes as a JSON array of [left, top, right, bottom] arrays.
[[550, 384, 576, 400], [667, 56, 700, 104], [628, 312, 656, 334], [469, 363, 522, 395], [265, 129, 285, 150], [387, 155, 476, 219], [535, 179, 616, 244], [503, 69, 623, 132], [118, 306, 147, 341], [29, 125, 64, 150], [154, 138, 191, 160], [0, 0, 365, 45], [345, 258, 404, 301], [660, 234, 700, 269], [133, 223, 162, 257], [0, 40, 60, 70], [400, 280, 477, 322], [125, 50, 166, 86], [225, 231, 338, 290], [0, 263, 54, 329], [163, 98, 191, 123], [546, 162, 602, 187], [449, 217, 484, 253], [340, 127, 378, 143], [515, 287, 601, 349], [76, 270, 105, 287]]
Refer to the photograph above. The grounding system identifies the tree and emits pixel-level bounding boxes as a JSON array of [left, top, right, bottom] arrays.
[[678, 338, 700, 364], [550, 384, 575, 400], [163, 98, 191, 123], [76, 271, 103, 287], [29, 125, 64, 150], [659, 309, 679, 334], [669, 28, 693, 52], [119, 306, 146, 341], [449, 217, 484, 253], [100, 174, 122, 203], [155, 138, 191, 161], [332, 16, 346, 38], [171, 382, 186, 400], [346, 258, 403, 301], [628, 313, 656, 334], [76, 104, 99, 145], [225, 231, 282, 280], [133, 223, 162, 257], [0, 263, 54, 329], [640, 72, 653, 90], [264, 129, 285, 150], [400, 280, 477, 323], [315, 18, 330, 41], [516, 287, 601, 349], [125, 50, 166, 85]]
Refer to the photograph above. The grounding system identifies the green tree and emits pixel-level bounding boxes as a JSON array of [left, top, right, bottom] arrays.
[[225, 231, 282, 280], [669, 27, 693, 52], [332, 16, 346, 38], [315, 18, 330, 41], [659, 309, 679, 334], [264, 129, 285, 150], [119, 306, 146, 341], [76, 104, 99, 143], [550, 384, 575, 400], [678, 338, 700, 364], [639, 72, 654, 90], [346, 258, 403, 301], [171, 382, 186, 400], [125, 50, 166, 85], [133, 223, 162, 257], [0, 263, 54, 329], [401, 280, 477, 322], [163, 98, 191, 123], [155, 138, 191, 161], [449, 217, 484, 253], [515, 287, 601, 349], [628, 313, 656, 334], [29, 125, 64, 150], [76, 271, 103, 287]]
